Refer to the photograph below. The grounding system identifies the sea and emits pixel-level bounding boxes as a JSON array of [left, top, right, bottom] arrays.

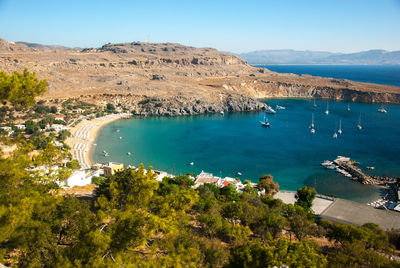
[[92, 65, 400, 203]]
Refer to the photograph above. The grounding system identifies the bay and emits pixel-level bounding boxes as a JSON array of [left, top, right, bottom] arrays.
[[93, 99, 400, 203]]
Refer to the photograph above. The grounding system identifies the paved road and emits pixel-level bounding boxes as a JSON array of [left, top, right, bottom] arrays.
[[275, 191, 400, 230]]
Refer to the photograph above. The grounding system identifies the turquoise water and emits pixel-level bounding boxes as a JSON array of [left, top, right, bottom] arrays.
[[93, 99, 400, 203], [257, 65, 400, 87]]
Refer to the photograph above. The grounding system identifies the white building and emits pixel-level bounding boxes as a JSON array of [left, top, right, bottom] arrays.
[[15, 124, 25, 130], [46, 124, 69, 133], [65, 169, 103, 187]]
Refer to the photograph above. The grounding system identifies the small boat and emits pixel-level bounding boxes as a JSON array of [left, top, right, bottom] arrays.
[[103, 152, 109, 157], [325, 102, 329, 115], [119, 136, 123, 140], [260, 114, 270, 127], [321, 160, 334, 166], [378, 105, 387, 113], [338, 119, 342, 135], [366, 166, 375, 170], [265, 106, 276, 114], [276, 105, 286, 110], [116, 129, 120, 133], [347, 103, 351, 111], [313, 99, 317, 108], [220, 111, 225, 115], [189, 162, 194, 166], [93, 143, 97, 146], [357, 113, 362, 130], [103, 150, 107, 154], [127, 152, 131, 156], [311, 128, 315, 134], [309, 113, 315, 129], [333, 132, 338, 139], [237, 172, 242, 176]]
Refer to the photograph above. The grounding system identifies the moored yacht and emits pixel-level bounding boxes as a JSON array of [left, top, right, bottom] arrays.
[[260, 114, 270, 127], [325, 102, 329, 115], [276, 105, 286, 110], [338, 119, 342, 135], [357, 113, 362, 130], [265, 106, 276, 114], [378, 105, 387, 113]]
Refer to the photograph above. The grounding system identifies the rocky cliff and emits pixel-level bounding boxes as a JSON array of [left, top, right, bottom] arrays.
[[0, 38, 399, 115]]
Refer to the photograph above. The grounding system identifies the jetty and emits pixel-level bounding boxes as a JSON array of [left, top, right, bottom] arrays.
[[333, 156, 394, 185]]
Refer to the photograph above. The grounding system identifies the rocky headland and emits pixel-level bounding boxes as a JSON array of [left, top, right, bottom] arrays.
[[1, 38, 399, 116]]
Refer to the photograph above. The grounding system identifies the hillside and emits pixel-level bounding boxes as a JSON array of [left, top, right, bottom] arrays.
[[239, 49, 400, 65], [1, 38, 400, 115]]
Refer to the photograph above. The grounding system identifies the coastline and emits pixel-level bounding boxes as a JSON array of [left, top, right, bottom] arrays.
[[66, 113, 130, 169]]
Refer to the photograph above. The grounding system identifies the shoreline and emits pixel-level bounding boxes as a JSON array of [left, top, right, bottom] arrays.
[[66, 113, 130, 169]]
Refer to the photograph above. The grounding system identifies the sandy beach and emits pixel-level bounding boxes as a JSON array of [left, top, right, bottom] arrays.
[[65, 113, 130, 169]]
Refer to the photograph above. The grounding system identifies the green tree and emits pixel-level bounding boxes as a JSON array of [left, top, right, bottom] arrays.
[[0, 68, 47, 108], [295, 186, 317, 211], [257, 174, 279, 196]]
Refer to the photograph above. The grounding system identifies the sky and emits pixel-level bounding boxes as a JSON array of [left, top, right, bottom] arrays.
[[0, 0, 399, 53]]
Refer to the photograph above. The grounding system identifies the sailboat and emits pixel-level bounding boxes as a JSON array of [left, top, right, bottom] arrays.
[[333, 122, 338, 138], [347, 103, 351, 111], [378, 105, 387, 113], [313, 99, 317, 108], [338, 119, 342, 135], [260, 114, 270, 127], [357, 113, 362, 130], [325, 102, 329, 115], [309, 113, 315, 129]]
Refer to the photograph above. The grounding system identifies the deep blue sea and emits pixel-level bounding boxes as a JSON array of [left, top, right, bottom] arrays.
[[256, 65, 400, 87], [93, 99, 400, 203]]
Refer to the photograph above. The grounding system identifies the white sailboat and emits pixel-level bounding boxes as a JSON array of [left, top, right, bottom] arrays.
[[309, 113, 315, 129], [325, 102, 329, 115], [333, 122, 338, 138], [357, 113, 362, 130], [338, 119, 342, 135], [378, 105, 387, 113], [313, 99, 317, 108], [260, 114, 270, 127], [311, 128, 315, 134], [347, 103, 351, 111]]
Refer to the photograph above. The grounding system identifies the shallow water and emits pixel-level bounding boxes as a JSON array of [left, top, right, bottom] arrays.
[[93, 99, 400, 203]]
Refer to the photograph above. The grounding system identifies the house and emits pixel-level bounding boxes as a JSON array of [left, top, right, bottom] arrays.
[[0, 126, 13, 136], [15, 124, 25, 130], [194, 171, 220, 188], [46, 124, 69, 132], [103, 162, 124, 177], [55, 115, 66, 121]]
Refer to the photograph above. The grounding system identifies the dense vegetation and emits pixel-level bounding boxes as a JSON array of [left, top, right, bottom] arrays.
[[1, 159, 400, 267], [1, 69, 400, 266]]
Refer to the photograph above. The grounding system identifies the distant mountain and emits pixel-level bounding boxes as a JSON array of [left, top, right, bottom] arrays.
[[16, 41, 76, 50], [238, 49, 400, 65]]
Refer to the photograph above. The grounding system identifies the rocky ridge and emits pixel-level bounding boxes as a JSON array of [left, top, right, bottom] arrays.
[[0, 38, 399, 116]]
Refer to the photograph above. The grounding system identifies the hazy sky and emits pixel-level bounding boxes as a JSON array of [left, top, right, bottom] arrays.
[[0, 0, 399, 53]]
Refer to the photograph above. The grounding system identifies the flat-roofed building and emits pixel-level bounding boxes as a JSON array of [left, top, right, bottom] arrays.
[[104, 162, 124, 177]]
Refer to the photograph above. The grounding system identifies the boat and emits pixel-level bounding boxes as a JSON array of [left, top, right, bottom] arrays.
[[338, 119, 342, 135], [265, 106, 276, 114], [119, 136, 123, 140], [325, 102, 329, 115], [276, 105, 286, 110], [333, 132, 338, 139], [260, 114, 270, 127], [127, 152, 131, 156], [347, 103, 351, 111], [311, 128, 315, 134], [220, 111, 225, 115], [309, 113, 315, 129], [357, 113, 362, 130], [116, 129, 120, 133], [366, 166, 375, 170], [313, 99, 317, 108], [93, 143, 97, 146], [189, 162, 194, 166], [237, 172, 242, 176], [378, 105, 387, 113], [103, 152, 109, 157]]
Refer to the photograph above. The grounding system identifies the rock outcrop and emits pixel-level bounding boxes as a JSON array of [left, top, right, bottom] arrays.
[[0, 38, 399, 115]]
